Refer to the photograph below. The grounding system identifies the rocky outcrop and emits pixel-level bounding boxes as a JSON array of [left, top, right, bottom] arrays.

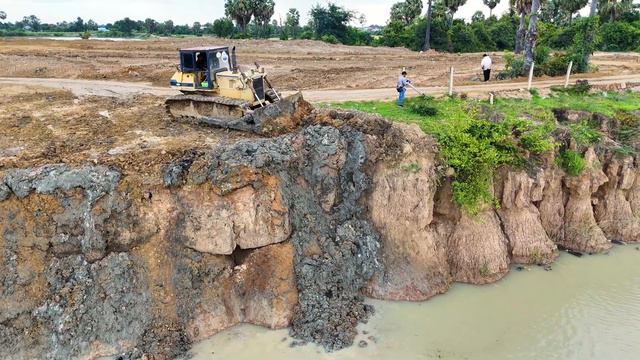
[[496, 170, 558, 264], [595, 156, 640, 243], [562, 148, 612, 252], [2, 103, 640, 359], [364, 124, 450, 301]]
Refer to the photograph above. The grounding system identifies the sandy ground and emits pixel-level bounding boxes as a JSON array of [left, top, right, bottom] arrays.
[[1, 37, 639, 92], [0, 84, 252, 172]]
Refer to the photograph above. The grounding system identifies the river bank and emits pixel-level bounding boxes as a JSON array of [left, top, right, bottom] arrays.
[[190, 245, 640, 360]]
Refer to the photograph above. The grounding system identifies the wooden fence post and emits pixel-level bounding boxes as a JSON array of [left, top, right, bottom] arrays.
[[564, 61, 574, 88], [449, 67, 454, 96], [527, 62, 535, 91]]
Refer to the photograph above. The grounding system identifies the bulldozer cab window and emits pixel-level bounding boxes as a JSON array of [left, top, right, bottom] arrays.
[[180, 52, 195, 71]]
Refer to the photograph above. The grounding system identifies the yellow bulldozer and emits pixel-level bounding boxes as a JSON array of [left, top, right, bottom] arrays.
[[165, 46, 282, 122]]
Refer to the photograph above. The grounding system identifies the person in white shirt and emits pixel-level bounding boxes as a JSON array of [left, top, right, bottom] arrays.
[[396, 71, 411, 107], [481, 54, 492, 82]]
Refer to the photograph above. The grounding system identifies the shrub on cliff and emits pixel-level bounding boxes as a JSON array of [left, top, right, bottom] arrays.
[[559, 150, 586, 176]]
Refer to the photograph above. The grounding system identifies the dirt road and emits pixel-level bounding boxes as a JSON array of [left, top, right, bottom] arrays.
[[2, 73, 639, 103]]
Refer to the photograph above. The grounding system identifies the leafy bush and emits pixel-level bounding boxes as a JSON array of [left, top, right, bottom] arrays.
[[80, 31, 91, 40], [496, 52, 524, 79], [408, 95, 438, 116], [542, 53, 571, 76], [299, 30, 314, 39], [559, 150, 586, 176], [320, 34, 338, 44], [599, 22, 640, 51]]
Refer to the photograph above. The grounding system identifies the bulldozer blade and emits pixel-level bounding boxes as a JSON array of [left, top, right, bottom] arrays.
[[198, 92, 312, 136]]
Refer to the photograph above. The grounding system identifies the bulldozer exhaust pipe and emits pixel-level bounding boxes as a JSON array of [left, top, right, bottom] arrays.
[[232, 46, 238, 73]]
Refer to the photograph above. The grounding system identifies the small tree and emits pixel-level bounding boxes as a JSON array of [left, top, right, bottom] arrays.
[[212, 18, 235, 37], [285, 8, 300, 38], [472, 11, 486, 22], [308, 2, 354, 43], [558, 0, 589, 23]]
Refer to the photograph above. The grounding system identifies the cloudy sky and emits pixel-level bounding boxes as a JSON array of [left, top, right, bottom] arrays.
[[0, 0, 619, 26]]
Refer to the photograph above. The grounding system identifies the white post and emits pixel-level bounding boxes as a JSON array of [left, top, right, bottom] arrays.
[[449, 67, 454, 96], [564, 61, 573, 88], [490, 93, 494, 105], [527, 62, 535, 91]]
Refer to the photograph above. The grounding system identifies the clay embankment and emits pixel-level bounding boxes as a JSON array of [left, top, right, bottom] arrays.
[[1, 88, 640, 359]]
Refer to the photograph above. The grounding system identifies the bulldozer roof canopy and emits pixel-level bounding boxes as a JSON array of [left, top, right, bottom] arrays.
[[180, 46, 229, 52]]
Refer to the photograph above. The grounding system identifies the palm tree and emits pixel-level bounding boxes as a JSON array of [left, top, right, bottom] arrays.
[[511, 0, 532, 54], [483, 0, 500, 17], [423, 0, 434, 51], [254, 0, 275, 37], [444, 0, 467, 26], [224, 0, 253, 33], [600, 0, 634, 21], [524, 0, 541, 73]]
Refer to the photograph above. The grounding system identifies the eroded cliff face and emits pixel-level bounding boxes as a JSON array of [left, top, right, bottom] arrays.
[[2, 101, 639, 359]]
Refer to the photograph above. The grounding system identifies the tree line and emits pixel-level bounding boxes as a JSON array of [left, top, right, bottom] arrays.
[[0, 0, 638, 56]]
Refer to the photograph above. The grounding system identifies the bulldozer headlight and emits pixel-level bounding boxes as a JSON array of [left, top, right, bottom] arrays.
[[170, 79, 178, 86]]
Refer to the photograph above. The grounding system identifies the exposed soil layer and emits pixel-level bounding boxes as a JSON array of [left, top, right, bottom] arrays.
[[2, 87, 640, 359], [1, 38, 639, 91]]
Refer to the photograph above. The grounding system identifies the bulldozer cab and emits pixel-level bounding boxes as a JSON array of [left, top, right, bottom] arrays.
[[178, 47, 232, 90]]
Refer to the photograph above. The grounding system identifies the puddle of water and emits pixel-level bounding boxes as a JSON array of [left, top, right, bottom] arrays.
[[189, 246, 640, 360]]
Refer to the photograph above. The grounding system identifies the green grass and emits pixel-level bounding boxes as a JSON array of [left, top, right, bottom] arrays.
[[326, 90, 640, 214], [568, 121, 602, 146], [559, 150, 587, 176]]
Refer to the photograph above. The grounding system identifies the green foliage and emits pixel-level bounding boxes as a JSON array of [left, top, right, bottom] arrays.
[[79, 31, 91, 40], [212, 18, 235, 38], [542, 53, 571, 76], [559, 150, 587, 176], [600, 21, 640, 51], [401, 162, 422, 173], [320, 34, 338, 44], [566, 17, 601, 73], [496, 52, 524, 79], [331, 91, 640, 212], [569, 122, 602, 145], [450, 23, 482, 53], [390, 0, 423, 26], [408, 95, 438, 116], [309, 2, 354, 43]]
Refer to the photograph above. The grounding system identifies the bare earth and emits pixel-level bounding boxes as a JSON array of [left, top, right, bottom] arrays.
[[1, 37, 639, 170], [1, 37, 639, 96]]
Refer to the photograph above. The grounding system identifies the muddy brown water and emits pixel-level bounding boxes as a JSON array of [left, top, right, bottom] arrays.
[[189, 246, 640, 360]]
